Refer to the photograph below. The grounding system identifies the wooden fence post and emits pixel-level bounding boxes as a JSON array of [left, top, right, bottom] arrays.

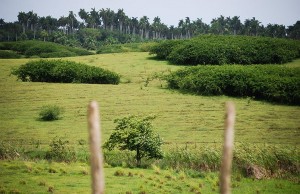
[[220, 102, 236, 194], [88, 101, 105, 194]]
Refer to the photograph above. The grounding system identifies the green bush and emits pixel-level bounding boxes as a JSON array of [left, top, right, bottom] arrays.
[[1, 40, 93, 58], [45, 137, 76, 162], [39, 105, 64, 121], [149, 40, 183, 59], [167, 65, 300, 105], [150, 35, 300, 65], [12, 59, 120, 84], [96, 42, 155, 54], [0, 50, 21, 59]]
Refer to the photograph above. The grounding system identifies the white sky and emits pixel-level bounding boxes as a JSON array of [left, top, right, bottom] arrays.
[[1, 0, 299, 27]]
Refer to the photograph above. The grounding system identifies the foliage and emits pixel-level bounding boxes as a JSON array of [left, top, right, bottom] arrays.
[[96, 42, 156, 54], [38, 105, 64, 121], [149, 40, 183, 59], [0, 50, 21, 59], [0, 40, 93, 58], [151, 35, 300, 65], [11, 59, 120, 84], [167, 65, 300, 105], [45, 137, 76, 162], [157, 144, 299, 178], [104, 115, 163, 166], [0, 141, 20, 160]]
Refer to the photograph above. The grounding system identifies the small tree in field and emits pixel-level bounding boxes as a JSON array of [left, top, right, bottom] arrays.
[[104, 115, 163, 167]]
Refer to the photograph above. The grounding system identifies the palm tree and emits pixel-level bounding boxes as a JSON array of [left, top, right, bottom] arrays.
[[131, 17, 138, 35], [79, 9, 89, 27], [287, 21, 300, 39], [211, 15, 227, 35], [90, 8, 100, 29], [265, 24, 286, 38], [58, 16, 69, 34], [124, 16, 131, 34], [249, 17, 261, 36], [68, 11, 78, 34], [117, 9, 126, 33], [178, 19, 184, 39], [193, 18, 209, 35], [139, 16, 149, 39], [106, 8, 115, 31], [30, 12, 38, 39], [17, 12, 28, 33], [152, 16, 161, 39], [99, 8, 107, 29], [169, 25, 175, 39], [185, 17, 191, 38], [227, 16, 241, 35]]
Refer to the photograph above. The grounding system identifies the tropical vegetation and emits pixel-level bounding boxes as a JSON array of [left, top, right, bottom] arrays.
[[150, 35, 300, 65], [0, 9, 299, 51], [0, 40, 93, 58], [12, 59, 120, 84], [166, 65, 300, 105]]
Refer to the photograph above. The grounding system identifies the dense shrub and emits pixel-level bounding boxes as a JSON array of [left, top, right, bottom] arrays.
[[150, 35, 300, 65], [96, 42, 157, 54], [149, 40, 183, 59], [0, 50, 21, 59], [45, 137, 76, 162], [167, 65, 300, 105], [0, 40, 93, 58], [12, 59, 120, 84], [39, 105, 64, 121]]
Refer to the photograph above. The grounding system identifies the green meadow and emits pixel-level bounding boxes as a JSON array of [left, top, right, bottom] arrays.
[[1, 52, 299, 146], [1, 52, 300, 193]]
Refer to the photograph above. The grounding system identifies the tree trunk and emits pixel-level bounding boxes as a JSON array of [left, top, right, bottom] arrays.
[[120, 22, 123, 32], [136, 147, 141, 167], [140, 29, 144, 39]]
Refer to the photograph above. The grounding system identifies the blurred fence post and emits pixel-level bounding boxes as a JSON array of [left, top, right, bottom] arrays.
[[88, 101, 105, 194], [220, 102, 236, 194]]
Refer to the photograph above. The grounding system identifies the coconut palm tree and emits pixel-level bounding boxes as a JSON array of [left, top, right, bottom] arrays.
[[116, 9, 126, 33], [131, 17, 138, 35], [139, 16, 149, 39], [17, 12, 28, 33]]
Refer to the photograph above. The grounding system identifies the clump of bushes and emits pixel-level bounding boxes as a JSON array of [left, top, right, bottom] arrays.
[[0, 40, 93, 58], [39, 105, 64, 121], [0, 50, 21, 59], [12, 59, 120, 84], [150, 35, 300, 65], [149, 40, 183, 59], [45, 137, 76, 162], [167, 65, 300, 105], [96, 42, 157, 54]]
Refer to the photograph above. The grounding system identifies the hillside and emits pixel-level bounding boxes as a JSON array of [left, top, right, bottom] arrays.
[[0, 52, 299, 146], [1, 52, 300, 193]]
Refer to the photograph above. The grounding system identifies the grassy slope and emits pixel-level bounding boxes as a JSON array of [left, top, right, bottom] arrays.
[[0, 53, 299, 148], [0, 53, 300, 193]]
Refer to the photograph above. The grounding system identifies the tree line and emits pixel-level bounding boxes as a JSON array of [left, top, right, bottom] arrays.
[[0, 8, 299, 49]]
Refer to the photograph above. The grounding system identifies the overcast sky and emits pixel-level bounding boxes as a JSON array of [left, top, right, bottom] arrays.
[[1, 0, 299, 27]]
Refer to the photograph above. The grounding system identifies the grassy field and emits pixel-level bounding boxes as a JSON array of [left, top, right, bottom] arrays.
[[0, 52, 300, 193], [1, 160, 299, 194], [0, 52, 299, 147]]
